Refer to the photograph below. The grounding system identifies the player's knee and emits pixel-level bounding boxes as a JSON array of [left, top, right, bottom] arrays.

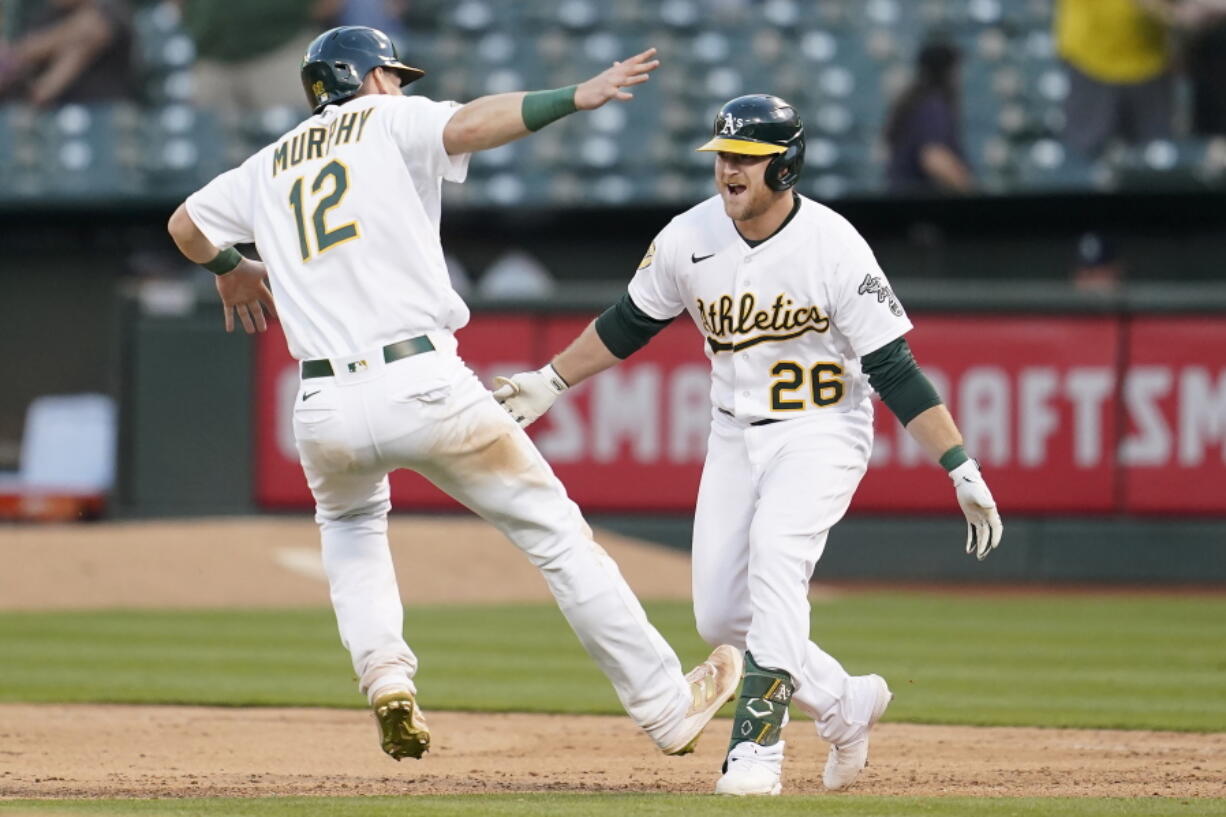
[[315, 498, 391, 527], [694, 604, 746, 649]]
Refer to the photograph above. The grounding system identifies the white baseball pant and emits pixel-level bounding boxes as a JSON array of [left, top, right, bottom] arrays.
[[691, 407, 882, 746], [291, 332, 690, 743]]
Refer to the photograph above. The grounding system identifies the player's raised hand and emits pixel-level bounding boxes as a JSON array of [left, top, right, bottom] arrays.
[[575, 48, 659, 110], [949, 460, 1003, 560], [215, 258, 277, 334], [492, 364, 569, 427]]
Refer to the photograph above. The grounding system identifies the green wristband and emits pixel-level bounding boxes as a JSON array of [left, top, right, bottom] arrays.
[[202, 247, 242, 276], [939, 444, 970, 472], [522, 85, 578, 132]]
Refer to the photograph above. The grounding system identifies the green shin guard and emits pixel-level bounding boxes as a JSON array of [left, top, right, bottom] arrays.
[[724, 651, 794, 769]]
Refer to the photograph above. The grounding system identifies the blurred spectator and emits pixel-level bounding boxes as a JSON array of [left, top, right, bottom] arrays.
[[1072, 232, 1125, 294], [181, 0, 343, 121], [0, 0, 135, 107], [1145, 0, 1226, 136], [1056, 0, 1174, 158], [884, 40, 975, 194]]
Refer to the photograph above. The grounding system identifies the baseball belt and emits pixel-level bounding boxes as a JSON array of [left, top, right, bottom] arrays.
[[300, 335, 436, 379], [718, 407, 781, 427]]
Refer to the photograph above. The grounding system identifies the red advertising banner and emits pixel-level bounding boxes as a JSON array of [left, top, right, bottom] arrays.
[[1123, 317, 1226, 513], [527, 317, 711, 509], [858, 316, 1121, 512], [253, 313, 1226, 515]]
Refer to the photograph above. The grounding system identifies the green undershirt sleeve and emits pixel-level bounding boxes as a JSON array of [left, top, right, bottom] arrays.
[[594, 293, 675, 359], [862, 336, 943, 426]]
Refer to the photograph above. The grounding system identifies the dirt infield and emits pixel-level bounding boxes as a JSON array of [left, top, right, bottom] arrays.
[[2, 704, 1223, 798], [1, 518, 1223, 800]]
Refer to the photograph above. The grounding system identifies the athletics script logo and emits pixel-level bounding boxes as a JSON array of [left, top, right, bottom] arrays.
[[696, 291, 831, 353], [857, 274, 904, 317]]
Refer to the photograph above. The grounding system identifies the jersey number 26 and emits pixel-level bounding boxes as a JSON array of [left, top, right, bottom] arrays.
[[770, 362, 844, 411]]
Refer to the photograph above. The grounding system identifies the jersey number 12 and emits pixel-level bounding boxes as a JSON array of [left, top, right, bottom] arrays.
[[288, 159, 360, 261]]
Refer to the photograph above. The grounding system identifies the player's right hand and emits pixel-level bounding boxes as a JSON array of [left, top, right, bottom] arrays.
[[574, 48, 660, 110], [949, 460, 1003, 561], [215, 258, 277, 334], [492, 363, 569, 427]]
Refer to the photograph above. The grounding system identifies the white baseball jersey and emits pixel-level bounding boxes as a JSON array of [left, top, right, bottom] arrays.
[[627, 194, 913, 423], [186, 94, 471, 361]]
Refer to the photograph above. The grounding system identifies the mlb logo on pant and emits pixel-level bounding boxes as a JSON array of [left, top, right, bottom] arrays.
[[347, 360, 369, 373]]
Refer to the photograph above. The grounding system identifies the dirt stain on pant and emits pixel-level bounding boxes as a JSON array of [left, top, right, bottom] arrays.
[[431, 413, 554, 489]]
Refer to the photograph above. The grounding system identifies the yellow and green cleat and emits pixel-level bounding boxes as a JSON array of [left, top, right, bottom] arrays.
[[372, 689, 430, 760]]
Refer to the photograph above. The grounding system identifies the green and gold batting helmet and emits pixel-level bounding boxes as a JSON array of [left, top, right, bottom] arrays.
[[300, 26, 425, 114], [697, 95, 806, 192]]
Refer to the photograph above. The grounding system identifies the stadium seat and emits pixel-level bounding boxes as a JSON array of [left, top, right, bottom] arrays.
[[1013, 137, 1102, 191], [807, 172, 854, 200], [448, 0, 499, 32], [759, 0, 803, 28], [609, 0, 651, 28], [1112, 139, 1213, 191], [34, 104, 134, 198], [806, 0, 855, 29], [653, 169, 695, 204], [798, 29, 841, 64], [132, 1, 195, 105], [858, 0, 905, 28], [0, 103, 55, 198], [143, 105, 227, 190], [651, 0, 703, 29]]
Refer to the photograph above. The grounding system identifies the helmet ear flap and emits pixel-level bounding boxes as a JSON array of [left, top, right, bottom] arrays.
[[766, 139, 805, 192]]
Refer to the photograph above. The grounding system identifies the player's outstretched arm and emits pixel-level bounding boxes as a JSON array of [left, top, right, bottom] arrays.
[[167, 204, 277, 334], [443, 48, 659, 155], [493, 321, 620, 428], [904, 405, 1003, 560], [862, 337, 1002, 559], [494, 290, 673, 427]]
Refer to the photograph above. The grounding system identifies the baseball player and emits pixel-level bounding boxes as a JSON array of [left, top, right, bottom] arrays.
[[166, 26, 742, 763], [494, 94, 1004, 795]]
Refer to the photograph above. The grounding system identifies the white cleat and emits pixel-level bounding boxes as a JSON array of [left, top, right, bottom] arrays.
[[822, 674, 892, 791], [715, 739, 785, 796], [658, 644, 744, 756]]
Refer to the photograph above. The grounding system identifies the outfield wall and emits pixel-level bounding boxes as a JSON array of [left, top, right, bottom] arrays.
[[112, 282, 1226, 583]]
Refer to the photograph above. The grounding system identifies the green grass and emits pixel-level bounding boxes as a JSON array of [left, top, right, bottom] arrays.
[[0, 592, 1223, 730], [1, 796, 1224, 817]]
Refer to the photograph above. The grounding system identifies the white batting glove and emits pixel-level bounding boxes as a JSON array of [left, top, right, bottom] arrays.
[[949, 460, 1003, 561], [492, 363, 569, 428]]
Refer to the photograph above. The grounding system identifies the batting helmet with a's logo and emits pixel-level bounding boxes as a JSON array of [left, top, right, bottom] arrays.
[[697, 94, 806, 192]]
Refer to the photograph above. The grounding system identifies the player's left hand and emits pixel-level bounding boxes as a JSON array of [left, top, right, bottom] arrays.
[[215, 258, 277, 334], [575, 48, 659, 110], [949, 460, 1003, 560]]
